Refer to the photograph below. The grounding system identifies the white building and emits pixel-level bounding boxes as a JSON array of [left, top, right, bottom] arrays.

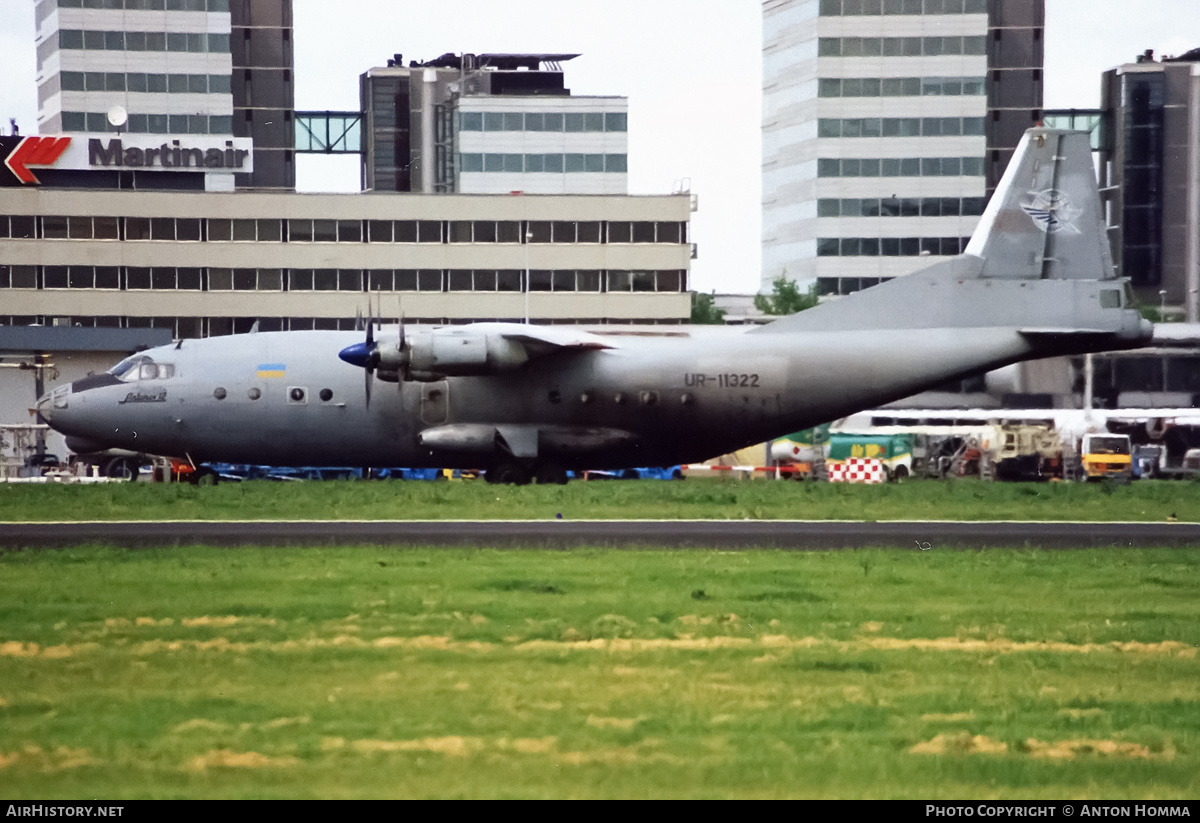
[[762, 0, 1041, 299], [36, 0, 234, 139], [34, 0, 294, 191], [360, 53, 628, 196], [456, 96, 628, 195]]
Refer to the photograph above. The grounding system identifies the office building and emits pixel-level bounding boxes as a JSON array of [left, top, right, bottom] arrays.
[[761, 0, 1043, 298], [32, 0, 293, 190], [360, 53, 629, 195], [1100, 50, 1200, 321]]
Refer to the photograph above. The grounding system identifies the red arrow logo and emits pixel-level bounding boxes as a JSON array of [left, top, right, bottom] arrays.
[[5, 136, 72, 184]]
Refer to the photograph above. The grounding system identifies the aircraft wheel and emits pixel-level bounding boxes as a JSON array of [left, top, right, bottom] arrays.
[[535, 464, 569, 485], [104, 457, 139, 481], [488, 463, 531, 485]]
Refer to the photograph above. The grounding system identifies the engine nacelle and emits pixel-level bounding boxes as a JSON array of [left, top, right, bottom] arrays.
[[375, 328, 530, 382]]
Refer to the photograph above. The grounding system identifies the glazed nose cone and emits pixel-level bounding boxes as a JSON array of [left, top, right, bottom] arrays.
[[35, 390, 55, 424]]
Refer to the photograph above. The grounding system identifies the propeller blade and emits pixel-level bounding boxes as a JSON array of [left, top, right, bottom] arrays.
[[341, 296, 382, 407], [398, 313, 407, 382]]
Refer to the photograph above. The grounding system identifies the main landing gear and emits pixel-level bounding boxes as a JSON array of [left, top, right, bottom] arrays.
[[485, 461, 569, 485]]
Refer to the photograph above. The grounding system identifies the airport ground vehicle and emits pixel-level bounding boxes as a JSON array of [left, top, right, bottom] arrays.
[[992, 423, 1063, 481], [1141, 446, 1200, 480], [1078, 433, 1133, 482], [825, 433, 913, 481]]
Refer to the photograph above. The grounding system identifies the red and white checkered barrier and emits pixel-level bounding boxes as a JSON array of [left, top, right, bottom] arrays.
[[827, 458, 884, 484]]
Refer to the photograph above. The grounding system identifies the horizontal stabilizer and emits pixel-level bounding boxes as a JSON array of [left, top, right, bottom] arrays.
[[1149, 323, 1200, 346]]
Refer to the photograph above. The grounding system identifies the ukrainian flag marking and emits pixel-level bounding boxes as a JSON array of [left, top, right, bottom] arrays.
[[257, 363, 286, 378]]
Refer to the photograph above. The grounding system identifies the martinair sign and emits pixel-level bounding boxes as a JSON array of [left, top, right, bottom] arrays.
[[1, 133, 254, 185]]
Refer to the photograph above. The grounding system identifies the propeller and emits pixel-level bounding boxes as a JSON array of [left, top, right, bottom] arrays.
[[339, 295, 382, 407], [338, 297, 413, 405]]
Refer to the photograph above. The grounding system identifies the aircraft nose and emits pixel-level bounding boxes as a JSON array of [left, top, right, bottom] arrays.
[[35, 390, 56, 423], [339, 341, 371, 368]]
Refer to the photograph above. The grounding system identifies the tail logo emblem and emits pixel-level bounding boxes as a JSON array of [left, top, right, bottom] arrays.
[[1021, 189, 1081, 235]]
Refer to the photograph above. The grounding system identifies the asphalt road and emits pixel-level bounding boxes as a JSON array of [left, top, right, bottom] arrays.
[[3, 519, 1199, 549]]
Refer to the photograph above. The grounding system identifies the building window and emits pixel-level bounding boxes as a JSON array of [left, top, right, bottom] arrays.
[[820, 0, 987, 14], [817, 35, 987, 57], [57, 28, 231, 53], [818, 196, 986, 217], [457, 152, 629, 173], [818, 76, 985, 98], [818, 118, 986, 139], [817, 237, 970, 256]]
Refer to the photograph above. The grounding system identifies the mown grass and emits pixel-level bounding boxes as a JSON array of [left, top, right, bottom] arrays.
[[0, 546, 1197, 798], [1, 476, 1198, 522]]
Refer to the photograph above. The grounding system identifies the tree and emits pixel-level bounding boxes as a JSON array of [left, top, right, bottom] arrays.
[[754, 275, 820, 316], [690, 291, 726, 325]]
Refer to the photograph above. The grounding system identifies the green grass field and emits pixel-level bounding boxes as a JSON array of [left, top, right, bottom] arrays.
[[1, 546, 1197, 798], [1, 475, 1197, 522]]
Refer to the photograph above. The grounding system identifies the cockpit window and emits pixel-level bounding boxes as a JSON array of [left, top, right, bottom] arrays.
[[109, 355, 173, 382], [140, 362, 174, 380], [109, 354, 146, 380]]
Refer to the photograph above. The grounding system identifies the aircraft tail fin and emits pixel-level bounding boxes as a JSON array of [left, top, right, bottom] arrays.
[[965, 128, 1115, 281], [750, 128, 1150, 345]]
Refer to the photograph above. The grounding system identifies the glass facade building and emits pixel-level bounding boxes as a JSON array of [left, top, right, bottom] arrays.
[[761, 0, 1043, 297], [1100, 57, 1200, 319]]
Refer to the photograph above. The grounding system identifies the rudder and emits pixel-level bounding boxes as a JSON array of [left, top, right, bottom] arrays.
[[964, 129, 1115, 281]]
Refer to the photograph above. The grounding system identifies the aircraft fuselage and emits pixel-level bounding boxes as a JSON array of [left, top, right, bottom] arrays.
[[42, 322, 1045, 471]]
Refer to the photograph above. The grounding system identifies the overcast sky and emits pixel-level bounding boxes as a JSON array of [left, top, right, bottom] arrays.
[[2, 0, 1199, 294]]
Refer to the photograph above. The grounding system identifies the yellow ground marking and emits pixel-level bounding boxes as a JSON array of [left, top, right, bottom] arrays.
[[921, 712, 977, 723], [586, 715, 642, 730], [1057, 708, 1105, 719], [174, 719, 226, 733], [185, 750, 300, 770], [1024, 738, 1173, 760], [0, 641, 38, 657], [909, 733, 1175, 760], [0, 745, 96, 771], [351, 737, 485, 757], [173, 717, 310, 734], [4, 631, 1196, 658]]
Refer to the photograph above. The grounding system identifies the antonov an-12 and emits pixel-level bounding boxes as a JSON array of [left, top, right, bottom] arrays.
[[38, 129, 1154, 484]]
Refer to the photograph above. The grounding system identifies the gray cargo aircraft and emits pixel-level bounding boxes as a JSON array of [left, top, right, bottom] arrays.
[[38, 129, 1154, 484]]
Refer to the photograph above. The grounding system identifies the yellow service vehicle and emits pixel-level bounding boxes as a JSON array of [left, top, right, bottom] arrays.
[[1080, 433, 1133, 482]]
